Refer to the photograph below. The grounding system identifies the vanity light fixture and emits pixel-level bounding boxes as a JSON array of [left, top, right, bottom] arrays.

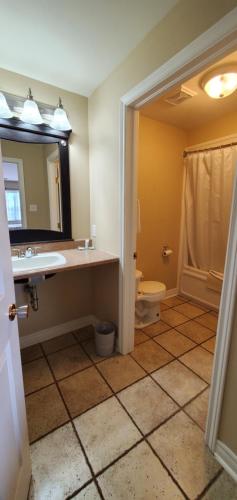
[[201, 64, 237, 99], [0, 92, 13, 118], [20, 88, 43, 124], [50, 97, 72, 131]]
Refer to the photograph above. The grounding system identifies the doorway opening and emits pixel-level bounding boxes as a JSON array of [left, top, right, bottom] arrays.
[[119, 17, 237, 471]]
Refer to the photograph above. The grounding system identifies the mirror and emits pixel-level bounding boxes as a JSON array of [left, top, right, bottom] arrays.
[[0, 117, 71, 244], [2, 140, 62, 232]]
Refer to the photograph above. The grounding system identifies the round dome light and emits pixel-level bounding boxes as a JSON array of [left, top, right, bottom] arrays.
[[201, 65, 237, 99]]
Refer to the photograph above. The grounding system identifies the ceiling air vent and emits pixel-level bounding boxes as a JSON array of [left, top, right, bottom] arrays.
[[164, 86, 197, 105]]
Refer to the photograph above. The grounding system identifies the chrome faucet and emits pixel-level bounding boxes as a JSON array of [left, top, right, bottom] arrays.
[[25, 247, 35, 258]]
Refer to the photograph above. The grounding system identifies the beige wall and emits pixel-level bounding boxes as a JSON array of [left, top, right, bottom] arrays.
[[187, 109, 237, 145], [137, 114, 186, 289], [16, 264, 119, 338], [89, 0, 237, 255], [2, 140, 50, 229], [0, 67, 90, 239]]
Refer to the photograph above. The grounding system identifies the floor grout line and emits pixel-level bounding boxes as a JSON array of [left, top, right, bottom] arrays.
[[24, 302, 222, 499], [39, 344, 105, 500]]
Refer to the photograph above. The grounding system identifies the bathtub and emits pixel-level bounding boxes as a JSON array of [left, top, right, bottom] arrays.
[[179, 265, 221, 310]]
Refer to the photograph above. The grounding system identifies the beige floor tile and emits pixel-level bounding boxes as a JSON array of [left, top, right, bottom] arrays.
[[148, 411, 220, 499], [202, 337, 216, 353], [154, 329, 196, 356], [98, 441, 184, 499], [161, 296, 186, 307], [73, 482, 100, 499], [41, 332, 77, 355], [142, 320, 170, 337], [47, 344, 92, 380], [180, 347, 213, 383], [161, 309, 188, 327], [176, 320, 214, 344], [202, 470, 237, 499], [131, 340, 173, 373], [174, 302, 207, 319], [21, 344, 43, 364], [26, 384, 68, 442], [152, 360, 207, 406], [29, 423, 91, 499], [160, 302, 170, 311], [195, 313, 218, 332], [97, 355, 145, 392], [23, 358, 54, 395], [134, 329, 149, 345], [74, 325, 95, 343], [74, 397, 141, 473], [118, 377, 178, 434], [185, 388, 210, 431], [59, 366, 112, 417]]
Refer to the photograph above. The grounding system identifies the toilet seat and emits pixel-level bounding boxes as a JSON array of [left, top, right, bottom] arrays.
[[139, 281, 165, 295], [138, 280, 166, 302]]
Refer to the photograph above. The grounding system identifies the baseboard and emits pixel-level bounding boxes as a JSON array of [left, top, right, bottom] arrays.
[[165, 288, 179, 298], [215, 440, 237, 483], [20, 315, 98, 348], [179, 290, 219, 311]]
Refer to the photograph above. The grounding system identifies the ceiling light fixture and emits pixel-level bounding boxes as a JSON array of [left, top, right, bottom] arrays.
[[201, 65, 237, 99], [20, 88, 43, 124], [0, 92, 13, 118], [50, 97, 71, 131]]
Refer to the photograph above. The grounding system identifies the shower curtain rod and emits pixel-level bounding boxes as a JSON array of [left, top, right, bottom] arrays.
[[183, 141, 237, 157]]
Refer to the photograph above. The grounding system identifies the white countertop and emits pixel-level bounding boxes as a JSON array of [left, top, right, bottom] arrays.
[[13, 248, 119, 280]]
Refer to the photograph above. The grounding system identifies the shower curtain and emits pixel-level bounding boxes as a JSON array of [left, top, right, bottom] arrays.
[[185, 145, 237, 273]]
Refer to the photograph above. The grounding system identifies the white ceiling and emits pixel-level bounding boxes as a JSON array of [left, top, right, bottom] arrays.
[[0, 0, 177, 97], [141, 51, 237, 130]]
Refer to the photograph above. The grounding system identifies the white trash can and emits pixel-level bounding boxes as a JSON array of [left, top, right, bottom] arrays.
[[95, 322, 115, 357]]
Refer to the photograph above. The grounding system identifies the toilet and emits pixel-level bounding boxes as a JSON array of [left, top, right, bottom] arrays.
[[135, 270, 166, 329]]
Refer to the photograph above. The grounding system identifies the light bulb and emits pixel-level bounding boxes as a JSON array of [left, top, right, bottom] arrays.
[[202, 65, 237, 99], [20, 88, 43, 124], [50, 97, 71, 131], [0, 92, 13, 118]]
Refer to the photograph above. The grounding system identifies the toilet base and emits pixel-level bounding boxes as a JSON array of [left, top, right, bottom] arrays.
[[135, 301, 161, 329]]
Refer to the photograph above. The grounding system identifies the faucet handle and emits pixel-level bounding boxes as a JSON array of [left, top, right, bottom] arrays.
[[33, 247, 41, 256], [12, 248, 21, 258]]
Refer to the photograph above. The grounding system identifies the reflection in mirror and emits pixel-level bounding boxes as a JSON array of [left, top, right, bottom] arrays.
[[2, 140, 62, 232]]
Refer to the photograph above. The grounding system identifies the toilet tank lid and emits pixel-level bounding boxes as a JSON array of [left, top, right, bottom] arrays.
[[139, 281, 166, 295]]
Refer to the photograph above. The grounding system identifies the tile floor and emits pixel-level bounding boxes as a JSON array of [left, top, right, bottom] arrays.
[[21, 297, 237, 499]]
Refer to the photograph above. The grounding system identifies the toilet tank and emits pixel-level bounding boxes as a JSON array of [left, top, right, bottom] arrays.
[[135, 270, 143, 298]]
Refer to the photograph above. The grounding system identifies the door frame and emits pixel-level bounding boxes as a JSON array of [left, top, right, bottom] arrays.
[[119, 6, 237, 457]]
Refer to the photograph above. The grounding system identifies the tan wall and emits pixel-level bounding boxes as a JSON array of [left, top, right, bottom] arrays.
[[137, 114, 186, 289], [187, 110, 237, 145], [0, 69, 92, 337], [16, 269, 93, 337], [2, 140, 50, 229], [0, 67, 90, 239], [89, 0, 237, 254]]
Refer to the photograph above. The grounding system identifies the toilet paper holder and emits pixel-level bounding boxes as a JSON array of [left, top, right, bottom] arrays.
[[162, 246, 173, 257]]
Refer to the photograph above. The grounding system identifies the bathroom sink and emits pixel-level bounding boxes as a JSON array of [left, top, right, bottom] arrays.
[[12, 252, 66, 272]]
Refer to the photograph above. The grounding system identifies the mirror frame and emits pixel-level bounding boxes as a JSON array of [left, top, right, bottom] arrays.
[[0, 117, 72, 244]]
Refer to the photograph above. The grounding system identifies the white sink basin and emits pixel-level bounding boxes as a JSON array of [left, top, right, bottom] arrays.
[[12, 252, 66, 273]]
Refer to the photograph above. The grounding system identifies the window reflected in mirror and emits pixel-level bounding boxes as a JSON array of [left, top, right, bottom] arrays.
[[2, 140, 62, 232]]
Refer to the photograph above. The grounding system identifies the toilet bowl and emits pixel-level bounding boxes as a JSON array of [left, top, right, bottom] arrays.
[[135, 270, 166, 329]]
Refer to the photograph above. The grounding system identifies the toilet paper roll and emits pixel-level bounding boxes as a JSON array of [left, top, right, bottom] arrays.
[[162, 248, 173, 257]]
